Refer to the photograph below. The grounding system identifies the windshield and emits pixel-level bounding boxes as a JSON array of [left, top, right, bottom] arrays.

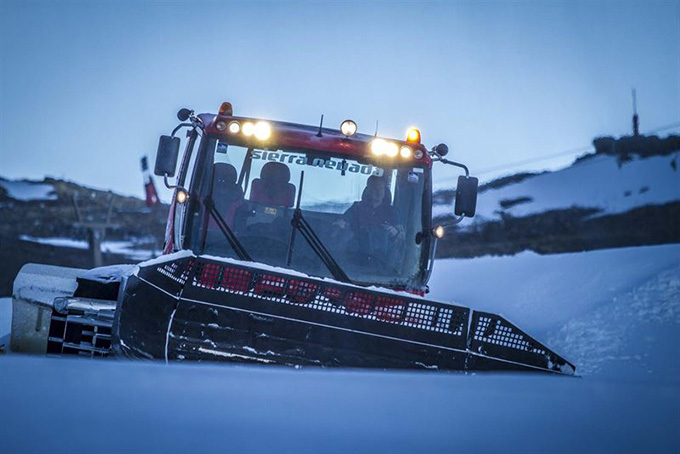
[[189, 137, 429, 288]]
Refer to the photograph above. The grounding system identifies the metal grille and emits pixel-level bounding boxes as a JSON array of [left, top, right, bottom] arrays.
[[157, 259, 194, 285], [190, 259, 468, 337], [473, 315, 546, 355], [46, 299, 115, 358]]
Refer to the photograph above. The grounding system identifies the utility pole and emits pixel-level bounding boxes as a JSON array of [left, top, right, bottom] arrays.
[[632, 88, 640, 136]]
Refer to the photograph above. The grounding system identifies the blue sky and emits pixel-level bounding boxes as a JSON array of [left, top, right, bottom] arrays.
[[1, 1, 678, 200]]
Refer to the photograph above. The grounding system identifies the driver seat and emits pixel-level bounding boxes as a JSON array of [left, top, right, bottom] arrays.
[[250, 162, 296, 207]]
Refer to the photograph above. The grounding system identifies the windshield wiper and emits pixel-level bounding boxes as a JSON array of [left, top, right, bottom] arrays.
[[286, 172, 353, 284], [203, 196, 253, 262]]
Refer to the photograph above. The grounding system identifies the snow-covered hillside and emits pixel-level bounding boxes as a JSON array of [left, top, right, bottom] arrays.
[[19, 235, 157, 261], [1, 244, 678, 452], [0, 178, 56, 201], [434, 153, 679, 221]]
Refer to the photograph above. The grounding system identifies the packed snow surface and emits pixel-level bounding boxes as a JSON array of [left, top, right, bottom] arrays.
[[1, 356, 678, 454], [430, 244, 680, 334], [430, 244, 680, 380], [0, 179, 57, 201], [433, 154, 680, 220], [1, 244, 678, 452]]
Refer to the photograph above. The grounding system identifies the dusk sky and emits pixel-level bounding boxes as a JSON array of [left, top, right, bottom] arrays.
[[1, 1, 678, 201]]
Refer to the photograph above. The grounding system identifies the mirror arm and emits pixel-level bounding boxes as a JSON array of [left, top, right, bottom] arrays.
[[171, 122, 194, 137], [171, 115, 203, 137], [163, 174, 177, 190], [442, 215, 466, 226], [433, 153, 470, 177]]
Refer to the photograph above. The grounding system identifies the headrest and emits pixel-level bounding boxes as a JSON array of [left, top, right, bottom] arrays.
[[260, 162, 291, 185], [213, 163, 238, 186]]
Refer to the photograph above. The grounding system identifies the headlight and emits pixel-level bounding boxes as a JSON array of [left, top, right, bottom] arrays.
[[242, 122, 255, 137], [385, 142, 399, 157], [228, 121, 240, 134], [400, 146, 412, 158], [254, 121, 271, 140], [215, 121, 227, 132], [370, 138, 400, 157], [371, 138, 387, 156]]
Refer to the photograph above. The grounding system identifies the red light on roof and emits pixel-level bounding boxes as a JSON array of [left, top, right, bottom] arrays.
[[219, 102, 233, 116]]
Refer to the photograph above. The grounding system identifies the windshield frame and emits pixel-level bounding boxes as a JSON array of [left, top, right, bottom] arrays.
[[181, 132, 434, 290]]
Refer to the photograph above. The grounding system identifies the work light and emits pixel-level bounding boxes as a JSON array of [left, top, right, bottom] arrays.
[[433, 225, 445, 238], [340, 120, 357, 137], [242, 122, 255, 137], [254, 121, 271, 140], [228, 121, 240, 134]]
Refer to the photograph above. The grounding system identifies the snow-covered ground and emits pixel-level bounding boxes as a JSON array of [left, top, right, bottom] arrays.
[[429, 244, 679, 335], [429, 244, 680, 380], [1, 244, 678, 453], [434, 154, 680, 220], [0, 298, 9, 353], [0, 178, 57, 201], [0, 355, 677, 454], [19, 235, 157, 261]]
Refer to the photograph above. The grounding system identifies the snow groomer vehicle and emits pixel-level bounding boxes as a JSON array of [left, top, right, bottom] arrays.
[[11, 102, 575, 375]]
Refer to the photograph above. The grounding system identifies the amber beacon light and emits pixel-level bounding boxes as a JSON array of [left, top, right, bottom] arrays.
[[406, 127, 421, 144]]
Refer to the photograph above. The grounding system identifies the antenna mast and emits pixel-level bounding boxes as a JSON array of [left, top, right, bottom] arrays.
[[632, 88, 640, 136]]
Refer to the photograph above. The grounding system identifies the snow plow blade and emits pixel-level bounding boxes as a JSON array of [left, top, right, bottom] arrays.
[[115, 254, 575, 375]]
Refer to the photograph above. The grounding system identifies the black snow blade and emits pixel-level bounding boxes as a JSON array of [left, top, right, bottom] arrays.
[[115, 254, 575, 375]]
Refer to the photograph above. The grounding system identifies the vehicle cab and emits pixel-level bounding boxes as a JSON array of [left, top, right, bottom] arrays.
[[155, 103, 477, 293]]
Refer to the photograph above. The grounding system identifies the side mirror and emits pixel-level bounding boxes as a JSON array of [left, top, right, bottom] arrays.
[[454, 175, 478, 217], [154, 135, 180, 177]]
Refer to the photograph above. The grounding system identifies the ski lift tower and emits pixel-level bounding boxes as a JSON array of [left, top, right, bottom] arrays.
[[632, 88, 640, 136], [72, 192, 119, 268]]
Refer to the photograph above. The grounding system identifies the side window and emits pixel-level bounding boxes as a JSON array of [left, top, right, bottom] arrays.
[[214, 141, 249, 192]]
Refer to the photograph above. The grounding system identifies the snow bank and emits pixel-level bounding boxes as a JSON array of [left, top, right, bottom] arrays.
[[0, 179, 57, 201], [429, 244, 680, 379], [434, 154, 680, 220], [0, 298, 10, 351], [549, 265, 680, 378], [429, 244, 680, 335]]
